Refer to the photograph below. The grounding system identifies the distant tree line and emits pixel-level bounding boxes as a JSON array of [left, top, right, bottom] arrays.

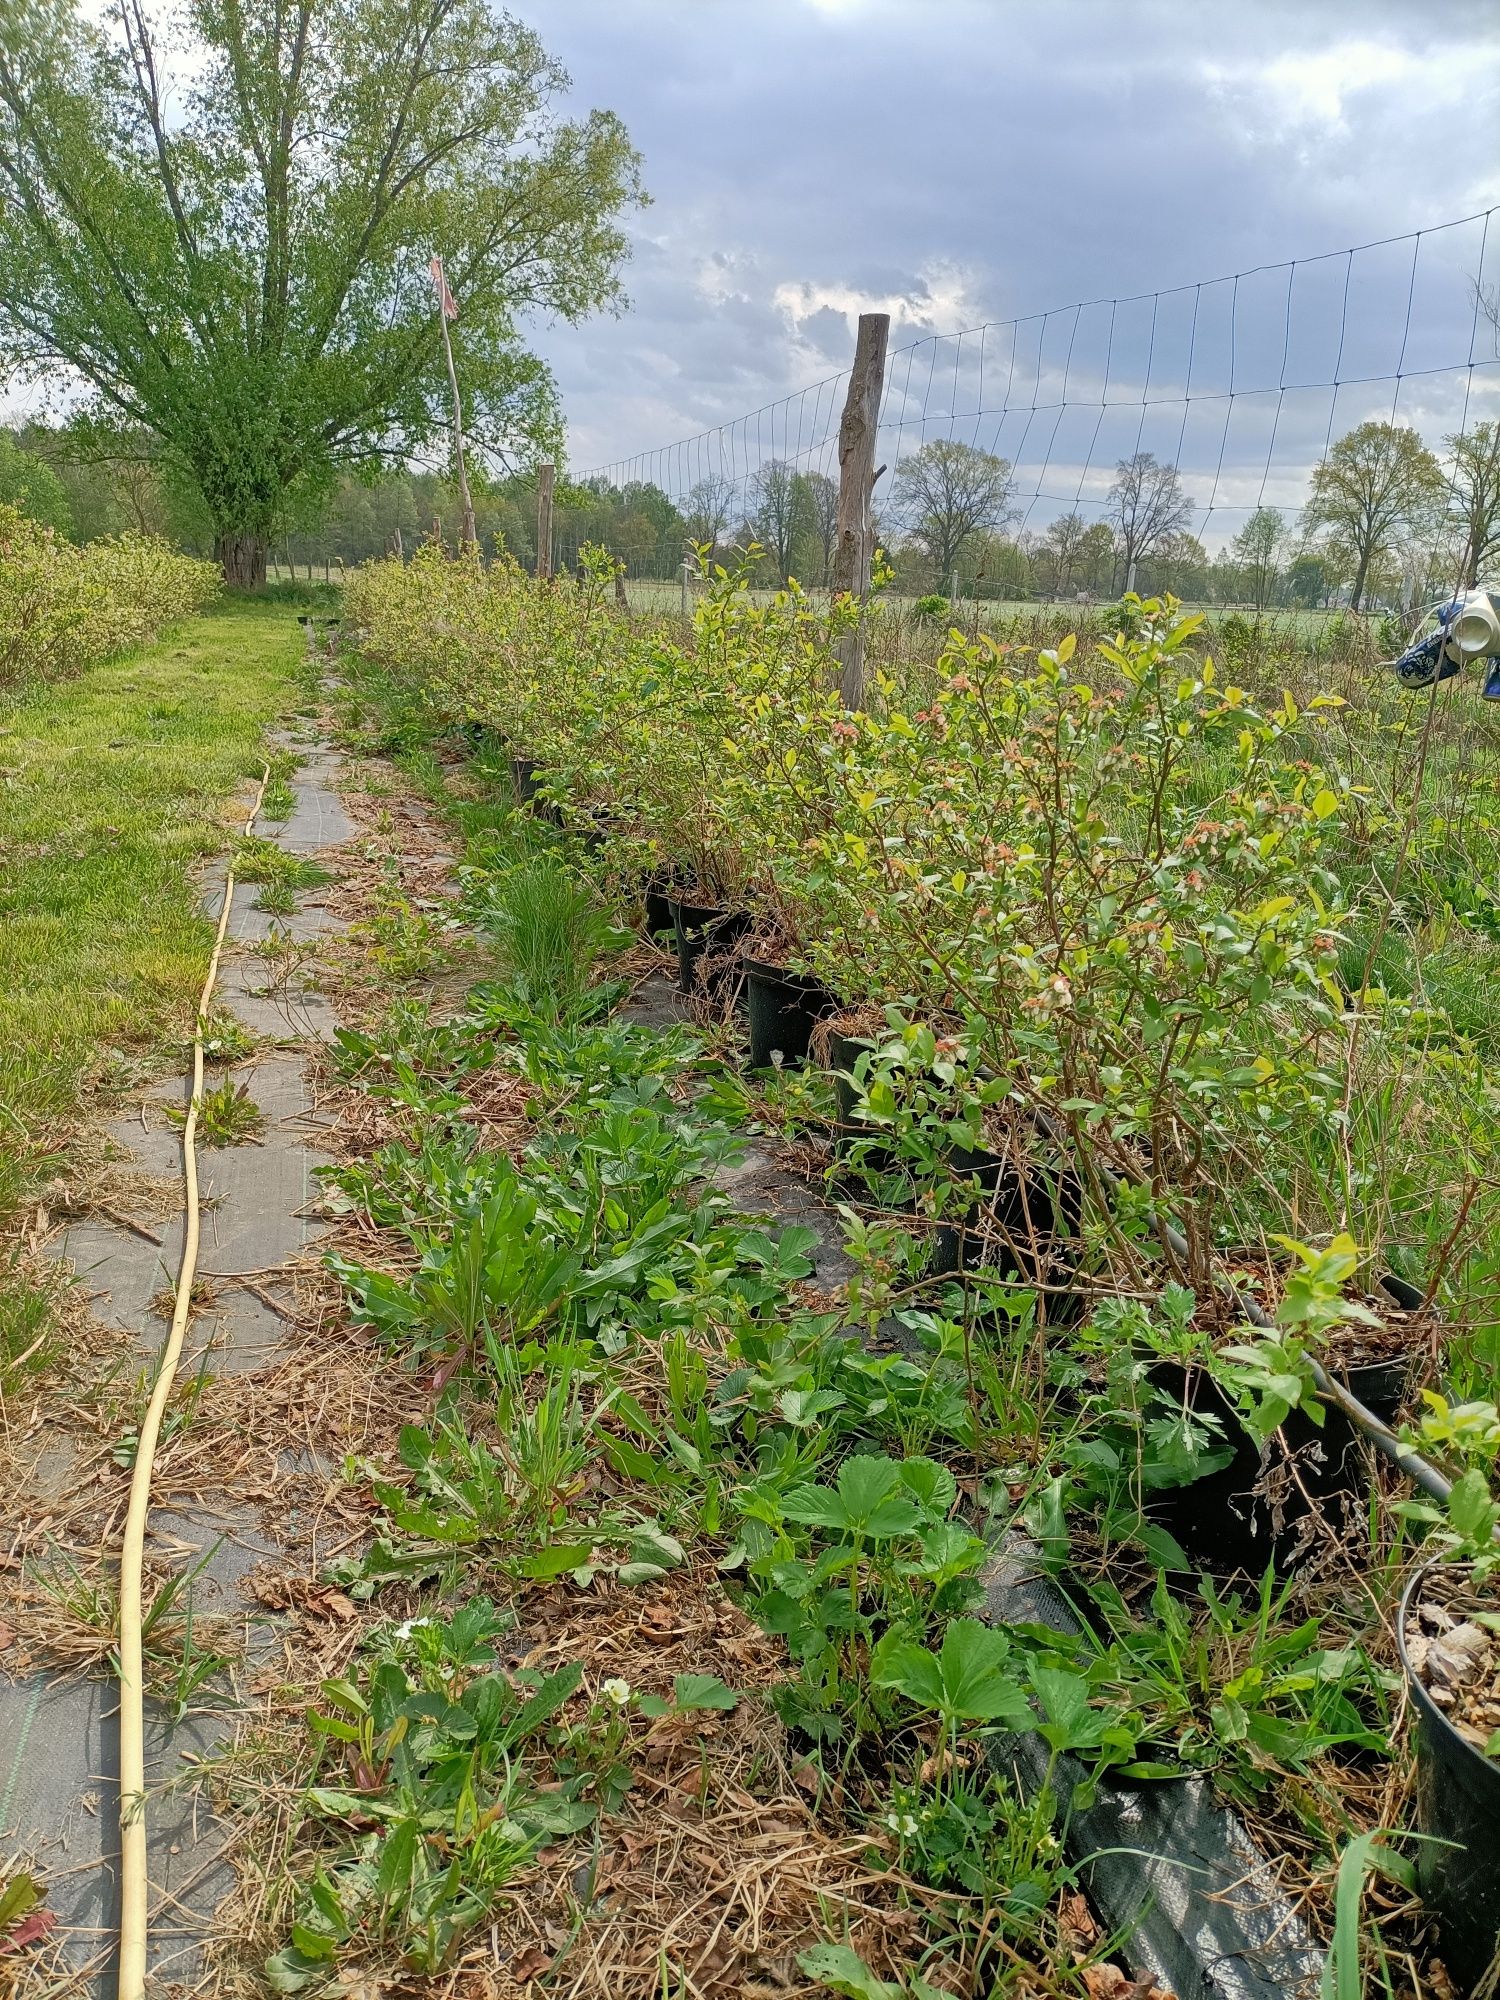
[[5, 412, 1498, 612]]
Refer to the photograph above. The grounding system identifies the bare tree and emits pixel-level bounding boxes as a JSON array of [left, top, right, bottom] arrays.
[[1107, 453, 1194, 591], [801, 470, 839, 584], [891, 438, 1014, 583], [683, 472, 736, 559], [749, 459, 812, 585]]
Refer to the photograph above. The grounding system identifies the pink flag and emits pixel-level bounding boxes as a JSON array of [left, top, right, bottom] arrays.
[[428, 256, 458, 321]]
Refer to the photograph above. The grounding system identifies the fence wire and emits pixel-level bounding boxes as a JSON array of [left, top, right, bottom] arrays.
[[570, 207, 1499, 599]]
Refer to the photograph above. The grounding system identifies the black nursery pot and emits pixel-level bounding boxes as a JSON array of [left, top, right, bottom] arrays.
[[827, 1033, 904, 1179], [668, 896, 750, 997], [642, 878, 678, 940], [510, 755, 562, 826], [1399, 1563, 1500, 1994], [578, 808, 619, 856], [830, 1032, 875, 1132], [742, 958, 838, 1069], [1149, 1336, 1415, 1574], [929, 1143, 1084, 1322]]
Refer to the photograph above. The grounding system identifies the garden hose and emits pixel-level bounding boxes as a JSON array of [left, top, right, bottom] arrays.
[[116, 766, 269, 2000]]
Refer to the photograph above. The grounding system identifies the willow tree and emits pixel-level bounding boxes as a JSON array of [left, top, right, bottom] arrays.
[[0, 0, 645, 583]]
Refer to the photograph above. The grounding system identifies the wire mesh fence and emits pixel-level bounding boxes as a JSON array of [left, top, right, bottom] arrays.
[[565, 206, 1500, 610]]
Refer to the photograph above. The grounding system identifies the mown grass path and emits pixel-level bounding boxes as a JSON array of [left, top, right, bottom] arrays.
[[0, 602, 303, 1227]]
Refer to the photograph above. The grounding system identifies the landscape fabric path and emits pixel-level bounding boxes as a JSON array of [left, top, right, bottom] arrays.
[[1, 717, 352, 1996]]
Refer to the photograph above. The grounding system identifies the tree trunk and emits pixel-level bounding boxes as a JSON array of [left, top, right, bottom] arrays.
[[1350, 548, 1370, 612], [218, 532, 268, 589]]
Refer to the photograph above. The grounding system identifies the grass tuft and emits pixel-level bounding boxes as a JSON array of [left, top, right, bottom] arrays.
[[480, 857, 615, 1015]]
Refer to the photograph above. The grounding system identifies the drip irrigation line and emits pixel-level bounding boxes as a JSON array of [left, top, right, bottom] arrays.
[[116, 765, 270, 2000]]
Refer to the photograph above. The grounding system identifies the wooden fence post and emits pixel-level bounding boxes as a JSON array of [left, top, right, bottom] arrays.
[[535, 463, 555, 581], [830, 312, 890, 710]]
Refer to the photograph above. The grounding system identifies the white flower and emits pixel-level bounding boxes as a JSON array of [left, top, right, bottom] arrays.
[[393, 1617, 433, 1642], [602, 1677, 631, 1707], [885, 1811, 920, 1838]]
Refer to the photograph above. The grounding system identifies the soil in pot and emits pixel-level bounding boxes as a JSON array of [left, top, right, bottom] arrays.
[[1147, 1345, 1417, 1575], [1400, 1564, 1500, 1994], [669, 896, 750, 998], [743, 957, 838, 1069], [1194, 1258, 1437, 1372]]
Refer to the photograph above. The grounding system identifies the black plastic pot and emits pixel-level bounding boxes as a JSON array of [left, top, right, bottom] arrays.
[[743, 958, 838, 1068], [1149, 1341, 1416, 1573], [577, 808, 619, 856], [509, 755, 562, 825], [668, 896, 750, 997], [642, 879, 677, 940], [1399, 1563, 1500, 1994], [929, 1143, 1084, 1322], [827, 1032, 906, 1179], [830, 1032, 875, 1131]]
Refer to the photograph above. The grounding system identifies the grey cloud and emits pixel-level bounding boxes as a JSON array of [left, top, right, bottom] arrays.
[[521, 0, 1500, 539]]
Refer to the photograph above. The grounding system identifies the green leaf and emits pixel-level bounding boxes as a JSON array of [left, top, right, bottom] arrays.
[[518, 1541, 597, 1580], [781, 1483, 852, 1531], [897, 1457, 957, 1516], [0, 1872, 40, 1931], [871, 1619, 1029, 1727], [797, 1942, 903, 2000], [1448, 1468, 1500, 1544], [869, 1632, 946, 1711], [501, 1660, 584, 1748], [1323, 1831, 1415, 2000], [630, 1524, 686, 1569], [264, 1946, 324, 1992], [374, 1819, 418, 1902], [777, 1387, 846, 1427], [616, 1560, 669, 1585], [672, 1672, 739, 1712], [289, 1922, 338, 1960]]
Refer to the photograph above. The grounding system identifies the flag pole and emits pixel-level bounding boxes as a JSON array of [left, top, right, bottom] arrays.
[[431, 257, 478, 551]]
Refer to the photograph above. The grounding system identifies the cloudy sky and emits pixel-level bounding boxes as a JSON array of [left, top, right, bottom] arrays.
[[524, 0, 1500, 545]]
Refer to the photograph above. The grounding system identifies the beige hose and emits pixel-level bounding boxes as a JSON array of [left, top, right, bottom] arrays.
[[117, 766, 269, 2000]]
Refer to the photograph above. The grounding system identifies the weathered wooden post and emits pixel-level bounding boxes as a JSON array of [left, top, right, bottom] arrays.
[[535, 462, 555, 581], [831, 312, 890, 710]]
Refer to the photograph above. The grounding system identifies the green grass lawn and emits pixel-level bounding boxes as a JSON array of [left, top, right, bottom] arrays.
[[0, 599, 304, 1222]]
